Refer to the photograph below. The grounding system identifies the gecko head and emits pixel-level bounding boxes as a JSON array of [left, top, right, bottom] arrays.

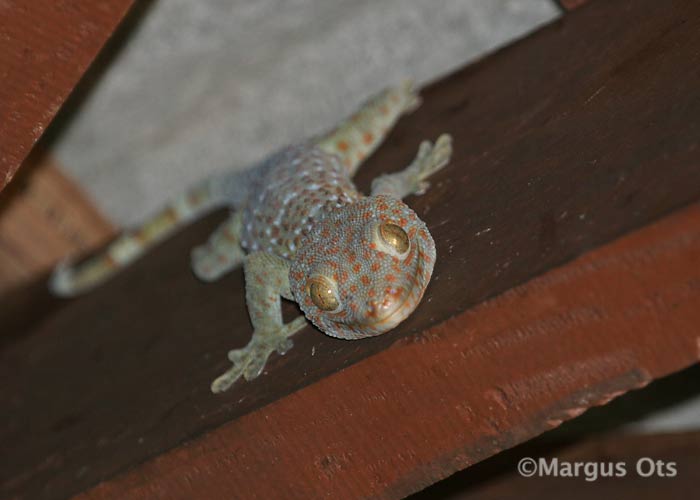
[[289, 195, 436, 340]]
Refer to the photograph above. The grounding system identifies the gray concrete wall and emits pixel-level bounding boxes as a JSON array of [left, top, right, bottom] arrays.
[[54, 0, 558, 225]]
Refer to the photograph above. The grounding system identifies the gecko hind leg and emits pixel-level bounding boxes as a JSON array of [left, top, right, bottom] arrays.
[[370, 134, 453, 200], [211, 252, 308, 393], [191, 212, 245, 282]]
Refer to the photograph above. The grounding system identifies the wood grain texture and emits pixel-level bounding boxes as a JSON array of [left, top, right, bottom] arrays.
[[0, 151, 115, 294], [2, 0, 700, 498], [0, 0, 135, 191]]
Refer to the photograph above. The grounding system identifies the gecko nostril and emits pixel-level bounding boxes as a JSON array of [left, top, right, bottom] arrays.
[[366, 300, 378, 315]]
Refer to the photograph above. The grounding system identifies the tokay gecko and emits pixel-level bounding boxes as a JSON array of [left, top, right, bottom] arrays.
[[50, 82, 453, 393]]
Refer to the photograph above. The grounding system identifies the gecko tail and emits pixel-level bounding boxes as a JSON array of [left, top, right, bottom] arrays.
[[49, 259, 93, 297], [49, 173, 243, 297]]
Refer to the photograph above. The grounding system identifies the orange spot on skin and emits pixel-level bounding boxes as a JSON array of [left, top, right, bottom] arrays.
[[350, 284, 358, 293], [361, 275, 371, 286], [363, 132, 374, 144], [370, 262, 380, 272], [337, 141, 349, 152], [368, 288, 376, 297], [352, 263, 361, 273], [385, 274, 396, 282]]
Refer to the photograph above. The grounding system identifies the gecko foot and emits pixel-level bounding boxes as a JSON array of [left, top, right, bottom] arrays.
[[211, 316, 308, 393], [407, 134, 452, 195]]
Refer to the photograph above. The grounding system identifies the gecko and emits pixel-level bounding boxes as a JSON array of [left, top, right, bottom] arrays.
[[50, 81, 453, 393]]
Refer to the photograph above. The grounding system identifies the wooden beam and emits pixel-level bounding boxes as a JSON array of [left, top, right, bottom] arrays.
[[0, 151, 115, 295], [415, 429, 700, 499], [2, 0, 700, 498], [74, 203, 700, 499], [0, 0, 136, 191]]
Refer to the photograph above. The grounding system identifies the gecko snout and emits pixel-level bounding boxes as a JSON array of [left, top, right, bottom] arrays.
[[363, 285, 413, 331]]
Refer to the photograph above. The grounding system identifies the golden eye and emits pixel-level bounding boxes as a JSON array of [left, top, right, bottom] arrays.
[[379, 223, 410, 255], [308, 276, 340, 311]]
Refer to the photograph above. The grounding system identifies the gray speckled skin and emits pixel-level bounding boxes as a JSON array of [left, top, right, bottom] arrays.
[[240, 143, 361, 259]]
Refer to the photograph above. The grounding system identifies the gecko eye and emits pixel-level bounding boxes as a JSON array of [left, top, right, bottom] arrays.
[[378, 223, 410, 256], [308, 276, 341, 312]]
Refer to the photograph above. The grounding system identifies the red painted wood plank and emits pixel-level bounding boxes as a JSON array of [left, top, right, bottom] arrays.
[[0, 0, 135, 190], [416, 430, 700, 499]]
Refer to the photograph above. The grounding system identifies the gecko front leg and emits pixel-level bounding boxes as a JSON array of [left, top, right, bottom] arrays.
[[211, 252, 307, 393], [371, 134, 452, 200]]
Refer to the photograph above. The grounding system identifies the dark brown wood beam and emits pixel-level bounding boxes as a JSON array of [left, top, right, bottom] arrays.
[[555, 0, 591, 11], [0, 0, 136, 191], [2, 0, 700, 498]]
